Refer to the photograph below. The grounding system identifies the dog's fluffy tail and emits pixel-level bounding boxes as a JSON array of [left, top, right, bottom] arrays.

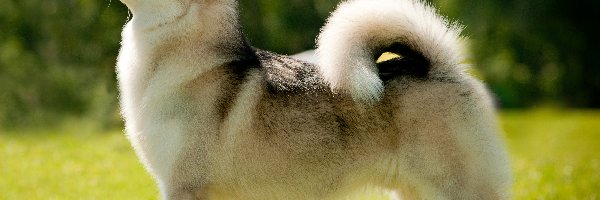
[[316, 0, 463, 103]]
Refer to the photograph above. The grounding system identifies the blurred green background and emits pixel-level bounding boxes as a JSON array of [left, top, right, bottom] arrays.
[[1, 0, 599, 199], [1, 0, 599, 128]]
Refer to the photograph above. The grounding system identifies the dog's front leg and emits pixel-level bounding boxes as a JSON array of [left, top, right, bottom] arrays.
[[118, 0, 252, 199], [166, 185, 211, 200]]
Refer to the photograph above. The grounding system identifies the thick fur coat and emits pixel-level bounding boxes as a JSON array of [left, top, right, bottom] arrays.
[[116, 0, 512, 199]]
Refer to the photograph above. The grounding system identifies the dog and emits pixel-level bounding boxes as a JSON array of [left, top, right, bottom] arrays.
[[116, 0, 512, 199]]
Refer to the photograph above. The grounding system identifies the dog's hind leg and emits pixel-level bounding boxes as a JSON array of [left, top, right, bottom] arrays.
[[380, 80, 512, 200]]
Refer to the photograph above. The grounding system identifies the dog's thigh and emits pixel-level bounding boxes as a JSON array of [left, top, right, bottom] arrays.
[[392, 133, 508, 200], [384, 81, 511, 199], [387, 138, 474, 200]]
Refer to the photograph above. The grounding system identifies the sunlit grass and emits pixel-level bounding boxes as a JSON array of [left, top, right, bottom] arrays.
[[0, 123, 158, 199], [502, 109, 600, 199], [1, 109, 599, 199]]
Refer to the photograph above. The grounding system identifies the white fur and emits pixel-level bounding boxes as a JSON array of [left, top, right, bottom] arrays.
[[117, 22, 188, 199], [116, 1, 239, 198], [316, 0, 464, 103]]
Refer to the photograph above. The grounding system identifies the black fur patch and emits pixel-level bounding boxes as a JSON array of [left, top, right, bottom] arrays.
[[376, 43, 430, 81], [214, 44, 260, 122], [255, 50, 328, 93], [216, 47, 330, 121]]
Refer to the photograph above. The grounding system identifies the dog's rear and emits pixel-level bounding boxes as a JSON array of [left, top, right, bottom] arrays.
[[117, 0, 512, 199]]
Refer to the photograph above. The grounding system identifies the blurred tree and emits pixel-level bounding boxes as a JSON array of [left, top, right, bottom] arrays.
[[0, 0, 128, 128], [1, 0, 598, 129], [434, 0, 600, 107], [239, 0, 339, 54]]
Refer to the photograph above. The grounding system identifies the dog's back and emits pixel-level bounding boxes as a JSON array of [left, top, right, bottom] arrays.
[[117, 0, 512, 199]]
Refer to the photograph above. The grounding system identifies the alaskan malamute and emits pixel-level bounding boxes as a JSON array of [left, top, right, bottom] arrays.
[[116, 0, 512, 199]]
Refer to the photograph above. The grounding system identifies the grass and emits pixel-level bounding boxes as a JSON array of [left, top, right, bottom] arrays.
[[0, 122, 158, 199], [1, 109, 599, 199], [502, 109, 600, 199]]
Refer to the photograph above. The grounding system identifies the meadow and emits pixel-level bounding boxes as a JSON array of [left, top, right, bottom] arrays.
[[1, 109, 599, 199]]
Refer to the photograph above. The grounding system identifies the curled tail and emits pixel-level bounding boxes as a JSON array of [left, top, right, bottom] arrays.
[[316, 0, 464, 103]]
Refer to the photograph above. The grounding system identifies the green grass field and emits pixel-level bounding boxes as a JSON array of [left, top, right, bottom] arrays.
[[1, 109, 599, 199]]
